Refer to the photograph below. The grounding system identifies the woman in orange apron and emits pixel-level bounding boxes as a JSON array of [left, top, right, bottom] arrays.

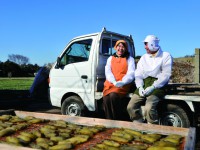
[[103, 40, 135, 120]]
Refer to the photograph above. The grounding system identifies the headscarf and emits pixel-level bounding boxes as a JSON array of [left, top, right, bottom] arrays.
[[114, 40, 128, 51]]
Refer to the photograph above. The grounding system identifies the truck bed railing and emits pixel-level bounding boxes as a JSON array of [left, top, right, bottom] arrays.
[[166, 83, 200, 96]]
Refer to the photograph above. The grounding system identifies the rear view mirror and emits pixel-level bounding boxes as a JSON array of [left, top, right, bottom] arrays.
[[55, 57, 61, 69]]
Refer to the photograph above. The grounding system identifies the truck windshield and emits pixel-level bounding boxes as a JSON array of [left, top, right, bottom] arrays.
[[60, 39, 92, 66]]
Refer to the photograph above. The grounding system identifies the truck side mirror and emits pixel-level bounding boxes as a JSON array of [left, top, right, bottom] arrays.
[[55, 57, 61, 69]]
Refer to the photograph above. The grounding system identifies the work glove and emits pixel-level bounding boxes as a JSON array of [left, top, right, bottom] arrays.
[[139, 87, 145, 97], [112, 80, 117, 86], [144, 85, 155, 96], [115, 81, 125, 88]]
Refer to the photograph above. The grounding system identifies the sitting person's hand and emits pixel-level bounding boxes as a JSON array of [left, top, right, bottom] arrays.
[[144, 85, 155, 96], [139, 87, 145, 97], [113, 80, 117, 86], [115, 81, 125, 87]]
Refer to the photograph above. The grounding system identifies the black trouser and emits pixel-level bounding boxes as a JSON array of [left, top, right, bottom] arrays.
[[103, 92, 124, 120]]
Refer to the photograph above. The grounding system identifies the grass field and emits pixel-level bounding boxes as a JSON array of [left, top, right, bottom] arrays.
[[0, 77, 34, 90]]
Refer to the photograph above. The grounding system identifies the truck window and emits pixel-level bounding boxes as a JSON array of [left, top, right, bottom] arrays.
[[60, 39, 92, 66], [101, 39, 117, 55]]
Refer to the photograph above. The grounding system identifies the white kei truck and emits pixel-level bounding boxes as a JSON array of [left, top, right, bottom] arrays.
[[48, 27, 200, 128]]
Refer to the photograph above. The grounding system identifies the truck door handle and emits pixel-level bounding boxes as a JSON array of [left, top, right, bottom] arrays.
[[81, 75, 88, 79]]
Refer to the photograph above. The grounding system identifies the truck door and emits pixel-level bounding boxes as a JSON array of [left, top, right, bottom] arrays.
[[50, 37, 94, 106]]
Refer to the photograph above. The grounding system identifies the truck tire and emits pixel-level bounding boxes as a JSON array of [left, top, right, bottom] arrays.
[[159, 104, 190, 128], [61, 96, 85, 116]]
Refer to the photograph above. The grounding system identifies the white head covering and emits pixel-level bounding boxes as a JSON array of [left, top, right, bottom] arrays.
[[143, 35, 160, 51]]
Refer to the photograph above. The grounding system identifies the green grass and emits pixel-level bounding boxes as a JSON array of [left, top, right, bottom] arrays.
[[0, 77, 34, 90]]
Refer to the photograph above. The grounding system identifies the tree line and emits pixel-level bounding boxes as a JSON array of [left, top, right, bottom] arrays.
[[0, 54, 40, 77]]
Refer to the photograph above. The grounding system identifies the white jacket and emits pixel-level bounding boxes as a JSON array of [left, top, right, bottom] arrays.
[[135, 48, 173, 89], [105, 55, 135, 84]]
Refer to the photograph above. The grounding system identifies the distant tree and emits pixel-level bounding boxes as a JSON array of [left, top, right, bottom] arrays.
[[184, 54, 195, 57], [0, 60, 41, 77], [3, 60, 22, 77], [21, 63, 40, 77], [8, 54, 29, 65], [0, 62, 3, 76], [44, 62, 54, 69]]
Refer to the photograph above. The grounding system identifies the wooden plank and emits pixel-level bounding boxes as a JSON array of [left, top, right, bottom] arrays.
[[14, 111, 190, 136], [0, 109, 15, 115], [0, 143, 34, 150]]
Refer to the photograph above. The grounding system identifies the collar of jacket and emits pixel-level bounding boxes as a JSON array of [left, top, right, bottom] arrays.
[[112, 52, 130, 58], [148, 48, 163, 58]]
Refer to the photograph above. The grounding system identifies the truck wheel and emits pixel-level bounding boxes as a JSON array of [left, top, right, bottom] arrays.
[[61, 96, 85, 116], [159, 104, 190, 128]]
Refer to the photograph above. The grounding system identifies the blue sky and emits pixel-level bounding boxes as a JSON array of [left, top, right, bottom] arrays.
[[0, 0, 199, 66]]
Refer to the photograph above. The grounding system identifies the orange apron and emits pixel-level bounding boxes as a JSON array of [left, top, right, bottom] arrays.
[[103, 56, 131, 96]]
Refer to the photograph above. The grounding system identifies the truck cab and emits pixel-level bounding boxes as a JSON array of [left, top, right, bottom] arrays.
[[49, 28, 135, 116]]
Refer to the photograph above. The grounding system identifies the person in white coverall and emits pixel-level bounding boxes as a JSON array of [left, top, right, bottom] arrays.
[[127, 35, 173, 124]]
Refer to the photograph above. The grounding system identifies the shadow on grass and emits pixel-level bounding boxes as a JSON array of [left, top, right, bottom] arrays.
[[0, 90, 49, 110], [0, 90, 30, 100]]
